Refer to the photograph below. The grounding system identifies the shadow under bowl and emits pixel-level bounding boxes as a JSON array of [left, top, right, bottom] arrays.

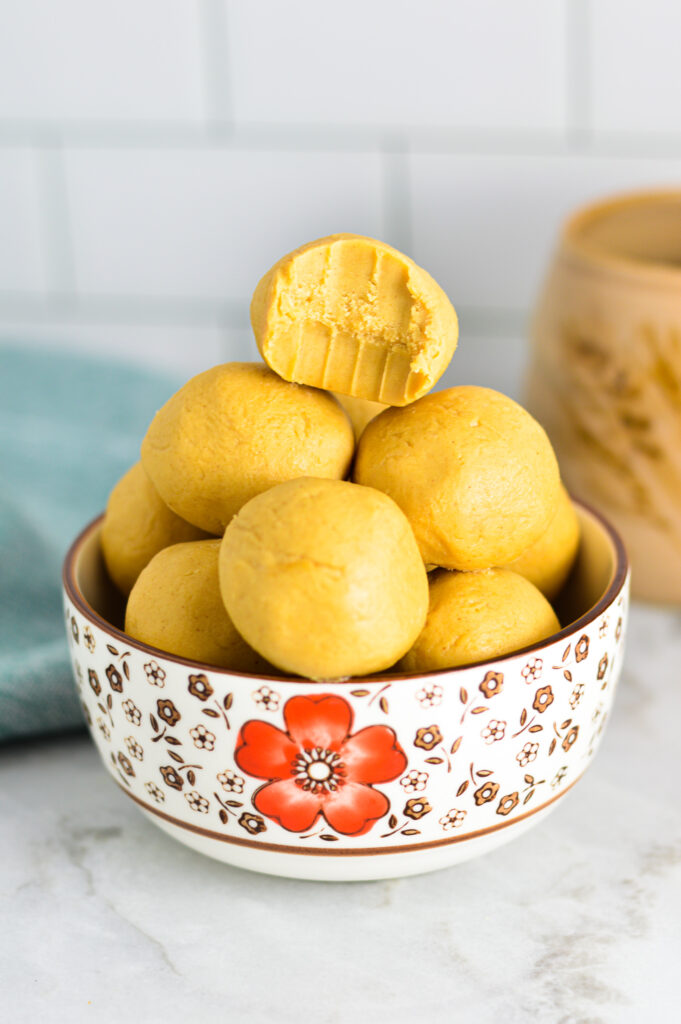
[[62, 501, 629, 881]]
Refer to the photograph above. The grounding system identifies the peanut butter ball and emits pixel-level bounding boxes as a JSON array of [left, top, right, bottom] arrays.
[[219, 477, 429, 679], [141, 362, 354, 535], [333, 392, 387, 441], [101, 462, 210, 596], [251, 235, 459, 406], [400, 568, 560, 673], [354, 386, 561, 570], [506, 485, 580, 600], [125, 539, 270, 672]]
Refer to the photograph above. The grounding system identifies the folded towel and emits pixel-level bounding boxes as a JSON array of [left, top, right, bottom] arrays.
[[0, 346, 179, 743]]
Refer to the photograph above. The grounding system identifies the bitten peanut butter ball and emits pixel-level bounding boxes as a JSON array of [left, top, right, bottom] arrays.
[[251, 234, 459, 406], [125, 539, 270, 672], [219, 477, 429, 680], [400, 568, 560, 673], [101, 462, 211, 596], [141, 362, 355, 535], [506, 485, 580, 600], [354, 386, 561, 570]]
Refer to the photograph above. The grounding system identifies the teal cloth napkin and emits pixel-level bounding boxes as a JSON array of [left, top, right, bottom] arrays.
[[0, 346, 180, 743]]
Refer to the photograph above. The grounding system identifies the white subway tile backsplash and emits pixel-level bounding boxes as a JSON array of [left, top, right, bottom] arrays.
[[590, 1, 681, 135], [0, 149, 48, 291], [224, 0, 567, 133], [63, 148, 384, 302], [0, 321, 244, 377], [438, 330, 527, 402], [0, 1, 205, 122], [409, 153, 681, 312]]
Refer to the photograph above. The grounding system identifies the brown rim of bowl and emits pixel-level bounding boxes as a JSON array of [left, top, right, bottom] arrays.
[[62, 498, 629, 685], [560, 188, 681, 288]]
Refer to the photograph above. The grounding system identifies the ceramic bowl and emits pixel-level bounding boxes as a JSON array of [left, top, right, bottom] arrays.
[[62, 502, 629, 882], [527, 189, 681, 603]]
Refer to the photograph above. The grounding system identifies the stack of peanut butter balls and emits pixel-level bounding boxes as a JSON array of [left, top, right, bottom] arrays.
[[101, 235, 579, 680]]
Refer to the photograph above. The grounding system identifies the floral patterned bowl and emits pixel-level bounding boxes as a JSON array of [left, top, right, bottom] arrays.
[[62, 501, 628, 881]]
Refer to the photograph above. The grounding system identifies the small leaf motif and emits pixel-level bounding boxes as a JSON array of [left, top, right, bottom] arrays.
[[379, 696, 389, 714], [187, 770, 196, 786], [528, 725, 543, 733], [123, 661, 130, 680], [524, 774, 534, 784], [224, 693, 233, 711], [106, 694, 113, 710], [168, 750, 184, 764], [459, 687, 468, 704], [106, 644, 118, 656], [523, 790, 535, 805], [165, 736, 182, 746], [456, 781, 469, 797], [451, 736, 463, 755], [563, 670, 572, 682], [562, 644, 571, 662], [401, 829, 420, 836], [202, 708, 220, 718], [476, 769, 493, 778], [561, 718, 572, 729], [520, 709, 528, 727], [388, 815, 398, 829], [320, 834, 338, 842], [225, 800, 243, 808], [150, 714, 159, 733], [470, 706, 487, 715], [219, 809, 228, 825], [548, 738, 557, 755], [425, 757, 443, 765], [351, 689, 370, 697]]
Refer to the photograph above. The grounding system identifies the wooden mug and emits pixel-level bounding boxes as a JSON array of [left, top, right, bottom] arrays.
[[526, 190, 681, 603]]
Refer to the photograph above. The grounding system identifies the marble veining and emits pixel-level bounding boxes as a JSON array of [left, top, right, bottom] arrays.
[[1, 603, 680, 1023]]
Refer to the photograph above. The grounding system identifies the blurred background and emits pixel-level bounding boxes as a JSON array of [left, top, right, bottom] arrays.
[[3, 0, 681, 399]]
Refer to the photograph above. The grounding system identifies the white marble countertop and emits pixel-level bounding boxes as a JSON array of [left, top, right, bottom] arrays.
[[2, 602, 680, 1023]]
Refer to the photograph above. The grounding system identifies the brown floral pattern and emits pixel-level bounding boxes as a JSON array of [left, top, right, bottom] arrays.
[[144, 661, 166, 687], [474, 781, 500, 806], [239, 812, 266, 835], [481, 719, 506, 744], [160, 765, 184, 790], [533, 686, 554, 713], [575, 635, 590, 662], [106, 665, 123, 693], [496, 792, 520, 816], [188, 673, 213, 701], [145, 781, 165, 803], [185, 791, 209, 814], [480, 671, 504, 699], [414, 725, 443, 751], [64, 576, 627, 856], [117, 752, 135, 777], [157, 699, 181, 727], [400, 770, 429, 793], [404, 798, 431, 820], [190, 724, 216, 750]]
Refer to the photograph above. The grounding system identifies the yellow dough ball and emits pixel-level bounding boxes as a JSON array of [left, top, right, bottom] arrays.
[[141, 362, 355, 535], [333, 392, 387, 441], [101, 462, 211, 596], [354, 385, 561, 570], [125, 539, 270, 672], [400, 568, 560, 673], [219, 477, 429, 679], [251, 234, 459, 406], [506, 485, 580, 600]]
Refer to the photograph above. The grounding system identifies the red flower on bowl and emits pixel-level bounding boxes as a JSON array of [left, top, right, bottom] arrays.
[[235, 694, 407, 836]]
